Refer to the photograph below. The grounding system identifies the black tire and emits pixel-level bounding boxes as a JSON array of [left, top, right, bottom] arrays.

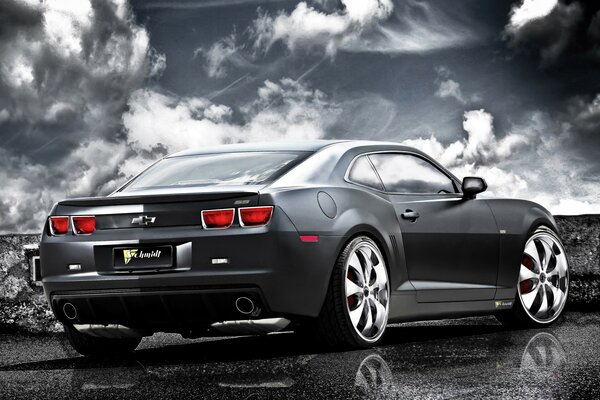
[[65, 324, 142, 357], [311, 236, 389, 349], [496, 226, 569, 328]]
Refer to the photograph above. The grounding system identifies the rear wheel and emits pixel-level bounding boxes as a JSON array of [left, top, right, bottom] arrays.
[[313, 236, 390, 348], [497, 226, 569, 327], [65, 325, 142, 357]]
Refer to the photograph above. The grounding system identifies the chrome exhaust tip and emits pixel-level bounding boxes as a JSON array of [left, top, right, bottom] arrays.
[[62, 302, 78, 320], [235, 297, 255, 315]]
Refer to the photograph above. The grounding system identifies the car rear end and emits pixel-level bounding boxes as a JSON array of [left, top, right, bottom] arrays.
[[40, 149, 339, 336]]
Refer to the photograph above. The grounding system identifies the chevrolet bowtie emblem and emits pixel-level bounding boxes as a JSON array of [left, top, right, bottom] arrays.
[[131, 215, 156, 226]]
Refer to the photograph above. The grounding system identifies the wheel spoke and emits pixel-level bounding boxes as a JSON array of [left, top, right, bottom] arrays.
[[373, 299, 387, 330], [521, 285, 539, 309], [536, 286, 549, 316], [520, 264, 537, 282], [546, 267, 560, 280], [358, 248, 374, 285], [555, 253, 567, 275], [540, 239, 554, 272], [371, 263, 387, 291], [346, 278, 362, 297], [361, 299, 374, 335], [349, 299, 365, 327], [524, 241, 542, 271], [348, 253, 365, 286], [549, 285, 563, 312]]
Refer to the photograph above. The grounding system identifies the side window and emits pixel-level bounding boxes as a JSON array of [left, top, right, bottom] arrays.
[[347, 156, 384, 190], [369, 153, 456, 194]]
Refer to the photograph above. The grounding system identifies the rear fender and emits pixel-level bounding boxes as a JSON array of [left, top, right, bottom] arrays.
[[263, 186, 408, 294]]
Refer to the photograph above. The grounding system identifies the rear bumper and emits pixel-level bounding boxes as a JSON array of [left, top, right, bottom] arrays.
[[41, 207, 343, 329], [51, 286, 268, 332]]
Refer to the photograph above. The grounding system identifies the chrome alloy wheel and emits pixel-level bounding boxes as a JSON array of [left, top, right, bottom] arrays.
[[518, 230, 569, 324], [344, 242, 390, 342]]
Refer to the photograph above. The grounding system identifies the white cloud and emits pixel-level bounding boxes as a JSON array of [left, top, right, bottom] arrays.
[[400, 110, 532, 199], [347, 1, 477, 54], [461, 110, 529, 164], [250, 0, 475, 56], [403, 109, 531, 168], [402, 108, 600, 215], [507, 0, 558, 30], [0, 140, 126, 232], [433, 66, 480, 105], [42, 0, 94, 58], [548, 199, 600, 216], [203, 1, 478, 77], [63, 140, 129, 197], [122, 78, 335, 158], [251, 0, 392, 56], [140, 0, 288, 10], [454, 164, 529, 198], [435, 79, 467, 104], [503, 0, 583, 64], [197, 33, 241, 78], [0, 75, 336, 233]]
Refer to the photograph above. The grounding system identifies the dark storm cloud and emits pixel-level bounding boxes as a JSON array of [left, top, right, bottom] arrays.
[[0, 0, 163, 157], [504, 0, 600, 65], [0, 0, 43, 38], [502, 0, 600, 180], [561, 94, 600, 174], [0, 0, 163, 232]]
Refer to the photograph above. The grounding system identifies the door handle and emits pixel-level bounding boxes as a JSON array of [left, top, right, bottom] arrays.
[[401, 210, 420, 222]]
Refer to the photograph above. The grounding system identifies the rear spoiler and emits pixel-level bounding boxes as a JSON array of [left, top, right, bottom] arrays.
[[58, 191, 260, 207]]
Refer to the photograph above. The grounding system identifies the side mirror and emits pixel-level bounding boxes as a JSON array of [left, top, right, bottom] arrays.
[[462, 176, 487, 199]]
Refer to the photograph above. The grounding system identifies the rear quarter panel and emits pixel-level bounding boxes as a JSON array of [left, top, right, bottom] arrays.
[[261, 185, 408, 295]]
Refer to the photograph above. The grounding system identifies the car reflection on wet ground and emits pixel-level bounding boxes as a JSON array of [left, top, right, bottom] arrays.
[[1, 312, 599, 399]]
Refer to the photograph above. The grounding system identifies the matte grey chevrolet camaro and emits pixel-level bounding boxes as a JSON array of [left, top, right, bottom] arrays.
[[41, 140, 569, 356]]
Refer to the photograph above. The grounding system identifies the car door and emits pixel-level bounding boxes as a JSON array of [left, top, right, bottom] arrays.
[[368, 152, 499, 302]]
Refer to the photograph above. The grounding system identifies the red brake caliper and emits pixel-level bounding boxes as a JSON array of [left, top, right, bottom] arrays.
[[347, 270, 358, 308], [520, 255, 535, 293]]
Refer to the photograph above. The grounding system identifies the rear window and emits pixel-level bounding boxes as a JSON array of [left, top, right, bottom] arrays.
[[120, 152, 305, 192]]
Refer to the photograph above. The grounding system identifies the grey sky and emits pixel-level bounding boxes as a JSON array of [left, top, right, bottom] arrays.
[[1, 0, 599, 233]]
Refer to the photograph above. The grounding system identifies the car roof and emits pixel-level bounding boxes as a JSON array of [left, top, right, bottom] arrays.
[[168, 139, 422, 157], [168, 140, 349, 157]]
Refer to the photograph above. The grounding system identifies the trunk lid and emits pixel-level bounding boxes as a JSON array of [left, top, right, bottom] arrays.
[[55, 185, 262, 230]]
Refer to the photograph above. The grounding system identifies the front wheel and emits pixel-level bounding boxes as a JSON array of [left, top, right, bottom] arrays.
[[313, 236, 390, 348], [497, 226, 569, 328]]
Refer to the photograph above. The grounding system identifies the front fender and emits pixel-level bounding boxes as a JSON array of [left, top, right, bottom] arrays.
[[486, 199, 557, 298]]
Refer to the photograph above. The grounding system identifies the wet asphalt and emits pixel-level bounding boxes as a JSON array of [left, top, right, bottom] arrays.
[[1, 312, 599, 399]]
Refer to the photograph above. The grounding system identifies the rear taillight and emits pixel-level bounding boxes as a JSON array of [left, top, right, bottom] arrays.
[[49, 216, 69, 235], [72, 216, 96, 235], [202, 208, 235, 229], [239, 206, 273, 227]]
